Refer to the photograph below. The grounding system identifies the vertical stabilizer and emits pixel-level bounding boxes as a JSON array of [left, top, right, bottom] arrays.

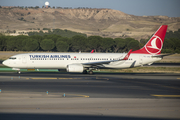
[[132, 25, 168, 55]]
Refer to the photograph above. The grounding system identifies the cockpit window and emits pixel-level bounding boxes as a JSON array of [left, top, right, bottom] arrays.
[[9, 57, 17, 60]]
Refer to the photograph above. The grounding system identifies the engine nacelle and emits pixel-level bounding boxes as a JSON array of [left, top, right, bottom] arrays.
[[66, 64, 84, 73]]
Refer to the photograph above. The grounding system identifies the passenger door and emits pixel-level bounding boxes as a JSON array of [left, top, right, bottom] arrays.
[[22, 55, 27, 64]]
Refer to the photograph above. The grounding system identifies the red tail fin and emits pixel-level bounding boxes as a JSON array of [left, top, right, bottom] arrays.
[[132, 25, 168, 55]]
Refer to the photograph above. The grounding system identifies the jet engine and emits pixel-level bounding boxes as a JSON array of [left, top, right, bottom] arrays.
[[66, 64, 84, 73]]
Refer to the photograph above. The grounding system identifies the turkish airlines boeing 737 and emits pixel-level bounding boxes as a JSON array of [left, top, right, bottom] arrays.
[[3, 25, 168, 74]]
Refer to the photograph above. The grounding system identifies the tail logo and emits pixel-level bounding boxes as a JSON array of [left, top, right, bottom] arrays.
[[145, 35, 163, 54]]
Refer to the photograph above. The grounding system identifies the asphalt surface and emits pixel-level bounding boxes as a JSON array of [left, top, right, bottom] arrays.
[[0, 72, 180, 120], [0, 72, 180, 98]]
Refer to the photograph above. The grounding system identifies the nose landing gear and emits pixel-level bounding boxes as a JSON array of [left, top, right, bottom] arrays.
[[17, 71, 21, 74]]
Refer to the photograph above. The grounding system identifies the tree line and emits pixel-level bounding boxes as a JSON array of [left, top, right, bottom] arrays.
[[0, 35, 140, 52], [0, 29, 180, 53], [162, 29, 180, 53]]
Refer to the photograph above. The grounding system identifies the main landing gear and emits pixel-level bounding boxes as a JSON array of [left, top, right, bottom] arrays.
[[83, 70, 87, 74], [82, 70, 93, 75], [89, 70, 93, 75]]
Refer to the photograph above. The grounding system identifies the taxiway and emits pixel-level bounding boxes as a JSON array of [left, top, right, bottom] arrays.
[[0, 72, 180, 120]]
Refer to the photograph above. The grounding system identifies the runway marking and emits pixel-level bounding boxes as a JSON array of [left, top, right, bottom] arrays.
[[28, 78, 81, 80], [59, 78, 72, 79], [26, 78, 81, 80], [65, 94, 89, 98], [58, 78, 81, 79], [162, 85, 180, 90], [31, 78, 57, 79], [151, 94, 180, 97]]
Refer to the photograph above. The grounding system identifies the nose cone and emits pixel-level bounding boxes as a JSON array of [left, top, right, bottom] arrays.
[[2, 60, 8, 66]]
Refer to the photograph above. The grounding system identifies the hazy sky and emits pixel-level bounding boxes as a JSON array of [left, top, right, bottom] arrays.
[[0, 0, 180, 17]]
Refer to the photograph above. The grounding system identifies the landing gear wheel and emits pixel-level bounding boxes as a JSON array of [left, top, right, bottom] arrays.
[[83, 70, 87, 74], [89, 70, 93, 75]]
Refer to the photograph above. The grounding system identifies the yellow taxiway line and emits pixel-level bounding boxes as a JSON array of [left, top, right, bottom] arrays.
[[26, 78, 81, 80], [31, 78, 57, 79], [67, 94, 89, 98], [151, 94, 180, 97]]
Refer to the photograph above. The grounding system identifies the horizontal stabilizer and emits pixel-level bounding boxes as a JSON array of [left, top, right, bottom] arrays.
[[152, 53, 174, 58]]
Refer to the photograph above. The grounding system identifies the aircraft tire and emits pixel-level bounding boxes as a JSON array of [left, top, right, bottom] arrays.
[[83, 70, 87, 74], [89, 70, 93, 75]]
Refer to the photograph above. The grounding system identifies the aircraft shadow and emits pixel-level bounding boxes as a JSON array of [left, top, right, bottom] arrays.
[[0, 113, 175, 120], [0, 71, 179, 77]]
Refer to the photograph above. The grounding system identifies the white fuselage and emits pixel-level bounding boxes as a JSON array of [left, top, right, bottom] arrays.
[[3, 53, 162, 70]]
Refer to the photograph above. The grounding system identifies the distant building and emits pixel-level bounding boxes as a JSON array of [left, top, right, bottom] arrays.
[[7, 30, 48, 36]]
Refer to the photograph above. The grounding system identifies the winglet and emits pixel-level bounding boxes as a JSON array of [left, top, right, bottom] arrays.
[[122, 49, 132, 60], [91, 50, 94, 53]]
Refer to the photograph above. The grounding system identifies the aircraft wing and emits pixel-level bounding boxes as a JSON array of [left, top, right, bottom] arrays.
[[82, 49, 132, 67]]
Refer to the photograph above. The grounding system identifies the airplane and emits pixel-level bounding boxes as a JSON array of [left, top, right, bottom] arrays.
[[3, 25, 168, 74]]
